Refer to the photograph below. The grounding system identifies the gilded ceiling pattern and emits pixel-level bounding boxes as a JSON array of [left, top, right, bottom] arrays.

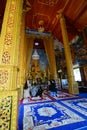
[[38, 0, 58, 6]]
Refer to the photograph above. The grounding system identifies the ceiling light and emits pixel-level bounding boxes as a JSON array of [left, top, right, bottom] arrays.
[[35, 42, 39, 46]]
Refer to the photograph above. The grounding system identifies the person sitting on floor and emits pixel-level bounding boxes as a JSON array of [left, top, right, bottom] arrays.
[[49, 80, 57, 97], [30, 83, 43, 97], [36, 86, 43, 97], [30, 82, 39, 97], [23, 81, 31, 99], [27, 79, 31, 88]]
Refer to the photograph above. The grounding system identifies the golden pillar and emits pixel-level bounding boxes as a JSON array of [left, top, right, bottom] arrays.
[[44, 37, 57, 79], [24, 36, 28, 81], [60, 14, 79, 94], [44, 38, 53, 79], [26, 37, 34, 72], [17, 12, 27, 99], [0, 0, 23, 129], [49, 37, 57, 79], [0, 0, 23, 90]]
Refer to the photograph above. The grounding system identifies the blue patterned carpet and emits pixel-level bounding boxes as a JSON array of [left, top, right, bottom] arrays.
[[77, 93, 87, 98], [18, 93, 87, 130]]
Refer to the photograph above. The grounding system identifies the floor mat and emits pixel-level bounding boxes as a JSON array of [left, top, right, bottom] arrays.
[[61, 98, 87, 118], [21, 91, 79, 104], [23, 101, 86, 130]]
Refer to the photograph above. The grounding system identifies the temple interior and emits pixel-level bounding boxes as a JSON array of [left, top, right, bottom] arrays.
[[0, 0, 87, 130]]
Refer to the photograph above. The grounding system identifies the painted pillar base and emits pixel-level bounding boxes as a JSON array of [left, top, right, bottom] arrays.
[[69, 81, 79, 94], [0, 90, 19, 130]]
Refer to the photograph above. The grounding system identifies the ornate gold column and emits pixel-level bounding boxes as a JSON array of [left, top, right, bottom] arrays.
[[60, 14, 79, 94], [17, 12, 27, 99], [0, 0, 23, 90], [18, 12, 26, 87], [44, 37, 57, 79], [26, 37, 34, 72], [44, 38, 52, 78], [24, 36, 28, 82], [49, 37, 57, 79], [0, 0, 23, 129]]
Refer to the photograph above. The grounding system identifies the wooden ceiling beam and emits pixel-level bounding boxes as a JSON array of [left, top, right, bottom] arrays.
[[51, 0, 70, 32], [73, 3, 87, 22]]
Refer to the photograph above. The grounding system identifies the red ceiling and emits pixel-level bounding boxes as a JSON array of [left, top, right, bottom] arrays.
[[24, 0, 87, 42], [0, 0, 87, 66], [0, 0, 87, 42]]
